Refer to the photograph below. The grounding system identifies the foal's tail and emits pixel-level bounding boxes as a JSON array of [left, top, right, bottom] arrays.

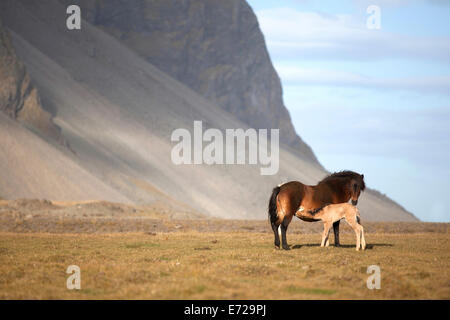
[[268, 186, 281, 224]]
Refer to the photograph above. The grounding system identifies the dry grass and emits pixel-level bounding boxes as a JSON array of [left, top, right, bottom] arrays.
[[0, 231, 448, 299]]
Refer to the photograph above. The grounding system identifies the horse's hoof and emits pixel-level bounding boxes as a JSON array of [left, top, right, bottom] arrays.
[[335, 244, 340, 247], [282, 245, 291, 250]]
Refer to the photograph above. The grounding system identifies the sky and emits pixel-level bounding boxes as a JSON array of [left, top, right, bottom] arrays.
[[247, 0, 450, 222]]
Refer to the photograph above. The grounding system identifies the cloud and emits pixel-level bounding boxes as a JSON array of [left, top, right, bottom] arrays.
[[256, 8, 450, 61], [289, 103, 450, 166], [275, 66, 450, 93], [427, 0, 450, 6], [352, 0, 412, 8]]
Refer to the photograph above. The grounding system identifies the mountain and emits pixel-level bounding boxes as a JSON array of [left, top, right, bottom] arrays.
[[0, 18, 61, 141], [0, 0, 417, 221], [0, 17, 133, 202], [57, 0, 319, 164]]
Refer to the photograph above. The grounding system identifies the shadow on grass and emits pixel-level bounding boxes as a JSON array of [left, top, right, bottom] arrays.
[[290, 243, 393, 250]]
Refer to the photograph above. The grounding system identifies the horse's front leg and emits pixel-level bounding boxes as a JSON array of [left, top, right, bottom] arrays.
[[333, 220, 340, 247]]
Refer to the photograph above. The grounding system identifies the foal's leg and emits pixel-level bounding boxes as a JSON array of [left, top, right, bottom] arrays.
[[360, 226, 366, 250], [333, 220, 340, 247], [321, 222, 332, 247], [356, 216, 366, 250], [325, 224, 331, 247], [346, 216, 361, 251], [320, 225, 327, 247], [355, 226, 361, 251], [271, 222, 281, 249]]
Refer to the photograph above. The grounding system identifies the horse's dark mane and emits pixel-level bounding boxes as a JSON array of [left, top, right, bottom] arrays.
[[318, 170, 366, 190]]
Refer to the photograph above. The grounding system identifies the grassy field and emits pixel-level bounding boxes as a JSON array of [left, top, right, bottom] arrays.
[[0, 231, 449, 299]]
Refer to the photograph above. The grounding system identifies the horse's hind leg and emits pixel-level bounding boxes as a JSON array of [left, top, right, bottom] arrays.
[[280, 216, 292, 250], [271, 222, 281, 249], [333, 220, 341, 247]]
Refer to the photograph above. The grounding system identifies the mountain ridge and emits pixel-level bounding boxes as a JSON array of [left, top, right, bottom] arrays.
[[0, 17, 63, 143], [57, 0, 320, 165]]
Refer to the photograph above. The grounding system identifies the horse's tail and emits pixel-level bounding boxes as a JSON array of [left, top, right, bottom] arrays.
[[268, 186, 281, 224]]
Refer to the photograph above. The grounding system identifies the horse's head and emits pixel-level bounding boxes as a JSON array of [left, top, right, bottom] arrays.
[[350, 174, 365, 205], [318, 170, 366, 205]]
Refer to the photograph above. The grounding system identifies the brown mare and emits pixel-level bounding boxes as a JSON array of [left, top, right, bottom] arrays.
[[268, 171, 365, 250]]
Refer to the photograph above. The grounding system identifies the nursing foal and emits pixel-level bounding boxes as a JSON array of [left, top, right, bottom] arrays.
[[297, 203, 366, 251]]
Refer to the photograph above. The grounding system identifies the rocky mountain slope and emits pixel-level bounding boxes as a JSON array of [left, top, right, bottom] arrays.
[[0, 0, 417, 221], [0, 18, 61, 141], [57, 0, 319, 164]]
